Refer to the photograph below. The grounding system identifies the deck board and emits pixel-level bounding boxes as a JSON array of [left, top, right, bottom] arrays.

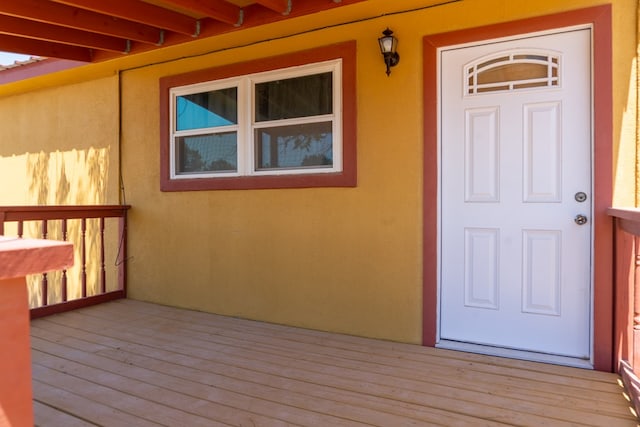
[[33, 401, 96, 427], [31, 300, 639, 426]]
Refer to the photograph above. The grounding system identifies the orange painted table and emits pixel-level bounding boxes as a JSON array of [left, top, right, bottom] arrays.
[[0, 236, 73, 427]]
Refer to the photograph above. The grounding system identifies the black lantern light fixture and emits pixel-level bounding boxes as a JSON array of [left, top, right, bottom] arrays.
[[378, 28, 400, 76]]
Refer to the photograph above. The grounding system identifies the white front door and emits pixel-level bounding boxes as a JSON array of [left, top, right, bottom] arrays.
[[439, 28, 592, 361]]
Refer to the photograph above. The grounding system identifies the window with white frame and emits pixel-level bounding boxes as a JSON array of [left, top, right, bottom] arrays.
[[169, 60, 342, 180]]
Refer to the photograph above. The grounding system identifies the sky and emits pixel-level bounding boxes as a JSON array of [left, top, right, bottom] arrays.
[[0, 52, 32, 66]]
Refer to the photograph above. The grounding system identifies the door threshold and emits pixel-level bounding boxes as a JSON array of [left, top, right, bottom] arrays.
[[436, 340, 593, 369]]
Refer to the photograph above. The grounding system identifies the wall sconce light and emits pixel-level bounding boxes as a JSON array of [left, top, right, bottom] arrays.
[[378, 28, 400, 76]]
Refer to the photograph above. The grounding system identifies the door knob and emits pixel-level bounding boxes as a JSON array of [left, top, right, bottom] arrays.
[[574, 214, 588, 225]]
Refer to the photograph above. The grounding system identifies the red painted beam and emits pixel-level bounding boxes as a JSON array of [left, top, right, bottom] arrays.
[[0, 0, 368, 66], [159, 0, 242, 26], [0, 33, 92, 62], [0, 14, 128, 53], [255, 0, 291, 15], [30, 290, 126, 319], [54, 0, 201, 37], [0, 0, 163, 44], [90, 0, 366, 62]]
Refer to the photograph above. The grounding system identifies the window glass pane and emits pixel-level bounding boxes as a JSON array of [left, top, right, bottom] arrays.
[[176, 132, 237, 174], [477, 63, 549, 85], [255, 121, 333, 170], [176, 87, 237, 131], [255, 72, 332, 122]]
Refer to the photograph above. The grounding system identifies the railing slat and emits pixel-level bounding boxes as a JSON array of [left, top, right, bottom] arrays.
[[41, 219, 48, 306], [100, 217, 106, 294], [61, 219, 68, 302], [81, 218, 87, 298]]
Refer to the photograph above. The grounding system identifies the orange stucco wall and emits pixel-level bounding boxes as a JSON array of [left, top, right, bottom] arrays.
[[0, 0, 637, 345]]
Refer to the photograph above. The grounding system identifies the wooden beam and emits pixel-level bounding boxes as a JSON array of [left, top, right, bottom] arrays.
[[0, 0, 369, 66], [53, 0, 201, 37], [0, 0, 163, 45], [0, 15, 128, 53], [0, 34, 92, 62], [159, 0, 242, 26], [255, 0, 292, 15]]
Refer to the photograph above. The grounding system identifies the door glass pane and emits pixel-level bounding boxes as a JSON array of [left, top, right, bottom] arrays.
[[466, 52, 559, 95], [176, 87, 237, 131], [255, 121, 333, 170], [255, 72, 332, 122], [176, 132, 237, 173]]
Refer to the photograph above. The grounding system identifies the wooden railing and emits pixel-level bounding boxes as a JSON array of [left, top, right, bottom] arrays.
[[0, 205, 130, 318], [608, 207, 640, 417]]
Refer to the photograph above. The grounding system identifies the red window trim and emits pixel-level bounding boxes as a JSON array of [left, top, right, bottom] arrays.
[[159, 41, 357, 191]]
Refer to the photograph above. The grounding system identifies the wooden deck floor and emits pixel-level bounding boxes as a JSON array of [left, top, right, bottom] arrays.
[[31, 300, 638, 426]]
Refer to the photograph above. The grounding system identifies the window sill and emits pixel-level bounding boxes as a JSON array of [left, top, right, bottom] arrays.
[[161, 170, 356, 191]]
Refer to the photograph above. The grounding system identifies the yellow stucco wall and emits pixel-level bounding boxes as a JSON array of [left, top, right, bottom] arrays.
[[0, 76, 119, 205], [0, 76, 121, 306], [0, 0, 637, 344]]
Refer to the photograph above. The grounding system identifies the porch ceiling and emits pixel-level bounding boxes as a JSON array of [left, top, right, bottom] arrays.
[[0, 0, 362, 63]]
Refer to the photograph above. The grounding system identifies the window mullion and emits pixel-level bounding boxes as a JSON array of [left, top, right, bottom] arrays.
[[234, 78, 243, 176], [241, 77, 254, 176], [252, 114, 335, 129]]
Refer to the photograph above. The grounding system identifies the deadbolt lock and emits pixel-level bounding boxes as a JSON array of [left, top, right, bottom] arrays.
[[574, 214, 588, 225], [575, 192, 587, 202]]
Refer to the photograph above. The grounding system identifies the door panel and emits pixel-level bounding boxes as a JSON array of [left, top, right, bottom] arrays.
[[465, 107, 499, 202], [523, 102, 562, 202], [439, 29, 592, 359]]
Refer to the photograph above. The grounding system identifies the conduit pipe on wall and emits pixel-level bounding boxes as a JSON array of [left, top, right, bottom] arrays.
[[633, 3, 640, 364], [635, 0, 640, 207], [636, 0, 640, 207], [633, 0, 640, 383], [117, 70, 127, 206]]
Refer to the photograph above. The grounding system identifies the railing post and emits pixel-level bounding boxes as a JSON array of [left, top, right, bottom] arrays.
[[609, 208, 640, 418], [0, 237, 73, 427], [118, 213, 128, 294]]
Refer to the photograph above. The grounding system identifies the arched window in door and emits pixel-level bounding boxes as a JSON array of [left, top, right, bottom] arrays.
[[465, 50, 560, 95]]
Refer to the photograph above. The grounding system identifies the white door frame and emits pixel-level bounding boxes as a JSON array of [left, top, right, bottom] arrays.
[[421, 5, 613, 371], [435, 27, 594, 368]]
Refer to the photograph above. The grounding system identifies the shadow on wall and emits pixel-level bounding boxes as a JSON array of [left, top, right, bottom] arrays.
[[26, 151, 69, 205], [0, 147, 113, 307], [25, 148, 109, 205]]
